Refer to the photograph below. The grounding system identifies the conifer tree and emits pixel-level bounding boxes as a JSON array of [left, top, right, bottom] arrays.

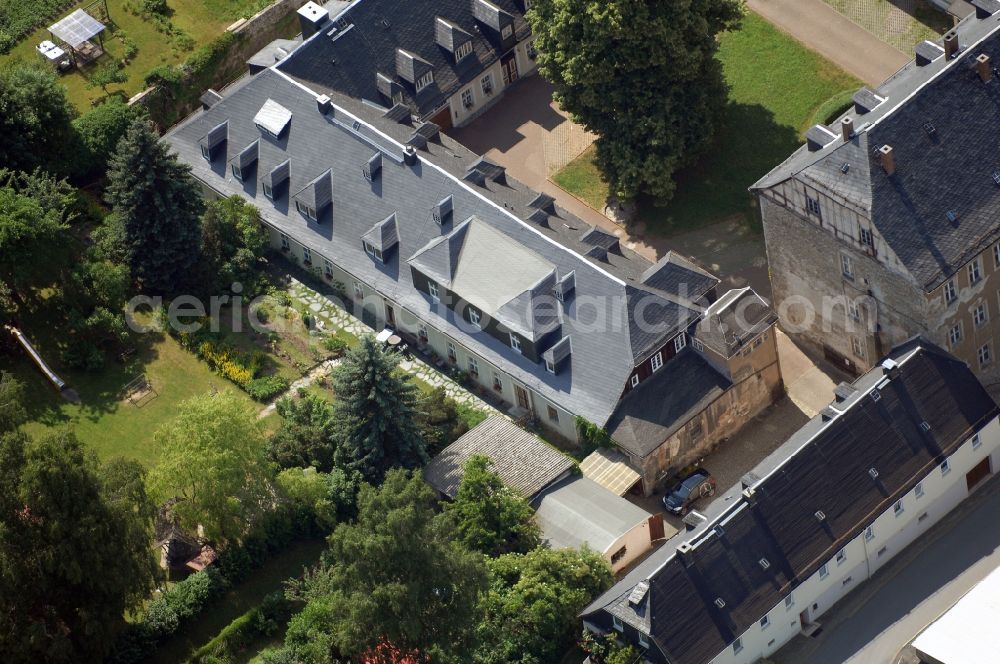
[[106, 118, 203, 294], [330, 337, 427, 482]]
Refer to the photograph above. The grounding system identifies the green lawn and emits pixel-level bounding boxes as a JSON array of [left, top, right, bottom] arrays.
[[551, 12, 862, 236], [0, 0, 267, 112]]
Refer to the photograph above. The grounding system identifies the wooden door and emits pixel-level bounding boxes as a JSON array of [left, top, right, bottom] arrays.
[[967, 456, 991, 491], [514, 384, 530, 410], [384, 302, 395, 327], [501, 53, 519, 86]]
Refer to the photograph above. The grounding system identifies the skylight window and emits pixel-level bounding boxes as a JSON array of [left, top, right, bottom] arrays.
[[922, 122, 936, 136], [993, 171, 1000, 186], [946, 210, 958, 223]]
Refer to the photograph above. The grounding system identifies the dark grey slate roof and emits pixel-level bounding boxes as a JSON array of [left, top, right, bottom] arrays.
[[423, 415, 574, 499], [582, 340, 999, 664], [434, 16, 473, 53], [534, 476, 650, 553], [276, 0, 532, 119], [693, 287, 777, 358], [261, 158, 290, 191], [362, 212, 399, 252], [639, 252, 719, 303], [753, 10, 1000, 291], [605, 352, 732, 458], [164, 69, 708, 427]]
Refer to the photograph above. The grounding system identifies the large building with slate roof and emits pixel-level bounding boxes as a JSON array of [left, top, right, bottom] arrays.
[[163, 15, 783, 496], [279, 0, 537, 130], [581, 339, 1000, 664], [753, 5, 1000, 385]]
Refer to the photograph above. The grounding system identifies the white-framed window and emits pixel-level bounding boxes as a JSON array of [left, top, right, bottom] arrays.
[[894, 500, 904, 516], [859, 226, 874, 248], [974, 303, 989, 327], [468, 306, 481, 328], [509, 333, 522, 354], [651, 351, 663, 372], [295, 200, 317, 221], [231, 163, 244, 182], [842, 254, 854, 279], [612, 615, 623, 632], [630, 374, 639, 388], [915, 482, 924, 498], [280, 233, 290, 251], [201, 144, 211, 160], [415, 71, 434, 92], [674, 333, 687, 353], [353, 281, 364, 299], [806, 195, 822, 217], [545, 359, 556, 374], [948, 322, 963, 347], [692, 338, 704, 352], [785, 593, 794, 609], [480, 73, 494, 95], [848, 299, 860, 321], [819, 563, 829, 580], [428, 281, 440, 300], [363, 241, 384, 263], [836, 549, 847, 565], [979, 342, 992, 368], [733, 638, 743, 655], [323, 259, 334, 279], [760, 615, 771, 630], [262, 182, 273, 200], [455, 40, 473, 62], [447, 342, 457, 363], [637, 631, 649, 648], [492, 372, 502, 391], [302, 246, 312, 265], [969, 258, 983, 285], [944, 279, 957, 304], [461, 88, 474, 109], [864, 525, 874, 541], [941, 459, 951, 475], [852, 336, 866, 359], [547, 404, 559, 422], [501, 24, 513, 40], [468, 356, 479, 376], [973, 433, 982, 449]]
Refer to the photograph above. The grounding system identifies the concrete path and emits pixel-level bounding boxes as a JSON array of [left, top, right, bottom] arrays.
[[775, 474, 1000, 664], [747, 0, 910, 87]]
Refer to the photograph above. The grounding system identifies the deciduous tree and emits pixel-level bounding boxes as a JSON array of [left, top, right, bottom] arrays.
[[268, 394, 337, 471], [0, 63, 77, 176], [529, 0, 743, 202], [72, 98, 143, 178], [106, 117, 204, 294], [199, 195, 269, 294]]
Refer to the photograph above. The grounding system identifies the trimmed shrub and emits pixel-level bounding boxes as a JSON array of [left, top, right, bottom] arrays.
[[245, 375, 289, 401]]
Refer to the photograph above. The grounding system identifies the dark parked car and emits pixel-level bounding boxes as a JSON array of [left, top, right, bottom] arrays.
[[662, 469, 716, 515]]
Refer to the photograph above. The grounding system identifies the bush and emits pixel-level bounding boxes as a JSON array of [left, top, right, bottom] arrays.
[[122, 36, 139, 60], [164, 568, 226, 621], [144, 64, 183, 89], [190, 595, 293, 664], [61, 341, 105, 371], [141, 0, 169, 15], [245, 375, 289, 401], [143, 598, 179, 639], [322, 335, 347, 356]]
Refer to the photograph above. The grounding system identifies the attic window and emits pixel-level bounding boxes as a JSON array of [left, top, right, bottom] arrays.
[[415, 71, 434, 92], [922, 122, 936, 136], [432, 195, 453, 224], [869, 388, 881, 402], [714, 525, 725, 538], [455, 40, 473, 61], [920, 421, 931, 432], [501, 24, 513, 39], [868, 467, 879, 480], [841, 163, 850, 174], [363, 153, 382, 181], [946, 210, 958, 223], [993, 171, 1000, 186], [758, 558, 771, 570], [714, 598, 726, 609], [814, 510, 826, 522]]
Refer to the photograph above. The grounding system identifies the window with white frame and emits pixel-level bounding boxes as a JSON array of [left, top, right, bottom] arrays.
[[455, 40, 473, 62], [295, 200, 317, 221], [760, 615, 771, 630], [363, 241, 384, 263], [461, 88, 474, 109], [973, 433, 982, 449], [674, 333, 687, 353], [651, 351, 663, 372], [280, 233, 290, 251], [501, 24, 513, 40], [630, 374, 639, 388], [509, 333, 522, 354], [852, 336, 866, 359], [980, 343, 992, 368], [969, 257, 983, 285], [693, 338, 704, 352], [842, 254, 854, 279], [819, 563, 829, 579], [468, 306, 481, 328], [230, 163, 243, 182], [547, 405, 559, 422], [948, 322, 963, 347], [637, 631, 649, 648], [262, 182, 273, 199], [418, 323, 428, 343], [733, 638, 743, 655], [974, 302, 989, 327], [545, 359, 556, 374], [894, 500, 904, 516], [481, 73, 494, 95], [468, 356, 479, 377], [848, 299, 860, 321], [915, 482, 924, 498], [428, 281, 440, 300], [785, 593, 794, 609], [415, 71, 434, 92], [323, 259, 334, 279], [353, 281, 364, 299], [201, 144, 211, 160], [302, 246, 312, 265], [447, 342, 457, 363], [942, 459, 952, 475], [612, 615, 623, 632], [492, 372, 502, 391], [944, 279, 957, 304], [836, 549, 846, 565], [859, 226, 874, 248], [865, 525, 874, 541]]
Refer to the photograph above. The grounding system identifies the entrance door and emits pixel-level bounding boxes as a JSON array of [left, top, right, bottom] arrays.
[[967, 457, 991, 491], [799, 608, 810, 628], [514, 384, 530, 410], [501, 53, 519, 86], [430, 105, 453, 131], [384, 303, 395, 327]]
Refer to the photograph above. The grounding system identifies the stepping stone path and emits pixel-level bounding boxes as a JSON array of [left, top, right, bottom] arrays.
[[258, 358, 341, 419], [267, 277, 501, 417]]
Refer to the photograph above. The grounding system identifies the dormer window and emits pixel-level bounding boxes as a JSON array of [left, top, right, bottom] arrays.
[[501, 24, 513, 40], [509, 333, 522, 354], [545, 359, 555, 374], [201, 144, 211, 160], [295, 201, 317, 221], [469, 306, 482, 328], [428, 281, 440, 300], [416, 71, 434, 92], [363, 241, 384, 263], [262, 182, 273, 199], [455, 40, 473, 61], [231, 163, 244, 182]]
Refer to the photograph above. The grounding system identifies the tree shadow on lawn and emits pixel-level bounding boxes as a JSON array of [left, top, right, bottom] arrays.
[[635, 101, 801, 237]]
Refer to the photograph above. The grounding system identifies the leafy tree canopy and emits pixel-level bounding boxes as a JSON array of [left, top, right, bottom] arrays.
[[149, 391, 274, 544], [72, 98, 143, 179], [106, 117, 204, 294], [330, 337, 427, 482], [199, 195, 269, 295], [284, 470, 488, 662], [0, 63, 77, 176], [0, 371, 27, 433], [444, 454, 541, 557], [417, 385, 472, 456], [529, 0, 743, 201], [268, 394, 337, 472], [0, 431, 159, 663]]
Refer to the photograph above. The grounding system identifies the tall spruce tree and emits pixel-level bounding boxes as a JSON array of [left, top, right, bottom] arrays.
[[106, 118, 204, 294], [330, 336, 427, 482], [529, 0, 743, 202]]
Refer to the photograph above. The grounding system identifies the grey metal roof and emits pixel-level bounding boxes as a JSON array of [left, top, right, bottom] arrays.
[[534, 476, 650, 554], [164, 69, 707, 427], [276, 0, 533, 119], [253, 99, 293, 137], [752, 10, 1000, 291], [582, 339, 999, 664], [639, 252, 719, 302], [422, 415, 574, 499], [49, 9, 104, 49]]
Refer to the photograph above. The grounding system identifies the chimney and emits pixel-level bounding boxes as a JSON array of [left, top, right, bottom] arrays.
[[316, 94, 331, 115], [841, 116, 854, 142], [297, 1, 330, 39], [944, 30, 959, 59], [977, 53, 992, 82], [403, 145, 418, 166], [879, 144, 895, 175]]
